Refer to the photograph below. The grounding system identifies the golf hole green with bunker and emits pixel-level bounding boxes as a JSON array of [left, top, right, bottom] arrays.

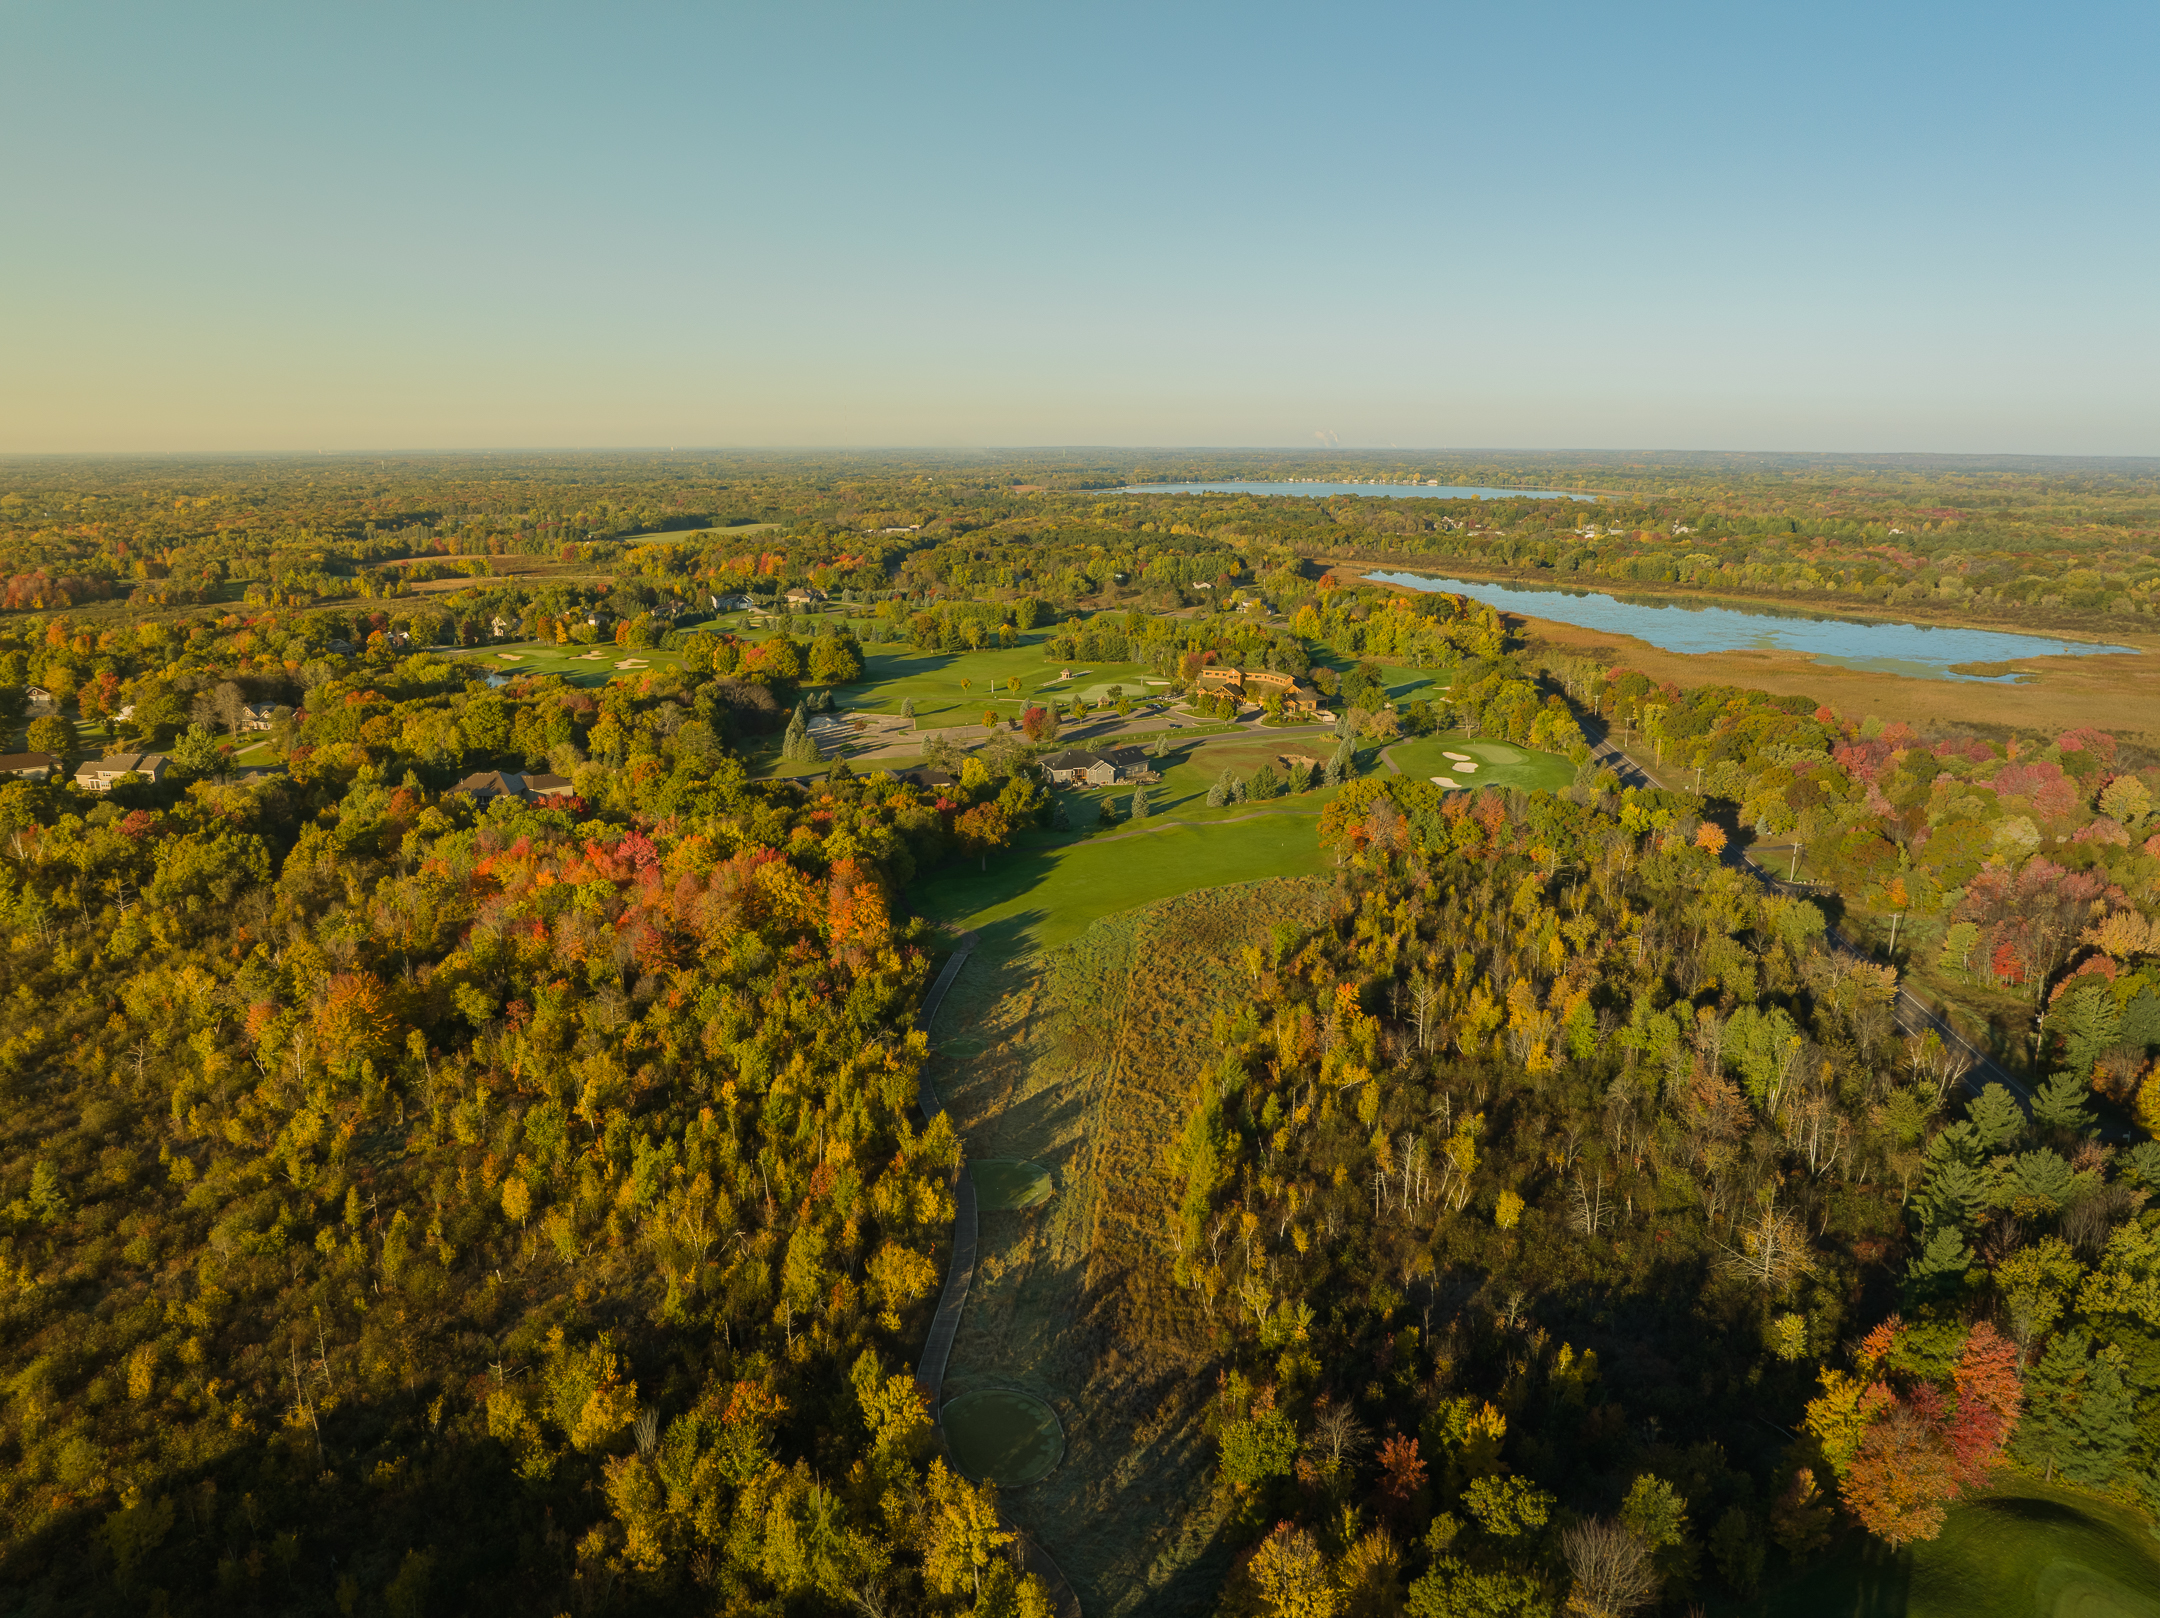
[[968, 1158, 1054, 1210], [940, 1389, 1065, 1487]]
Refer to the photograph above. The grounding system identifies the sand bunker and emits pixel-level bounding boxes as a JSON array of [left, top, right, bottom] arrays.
[[1453, 761, 1478, 773], [1443, 751, 1471, 761]]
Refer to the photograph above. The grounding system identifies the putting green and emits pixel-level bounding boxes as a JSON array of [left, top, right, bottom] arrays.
[[942, 1389, 1064, 1486], [970, 1159, 1053, 1210]]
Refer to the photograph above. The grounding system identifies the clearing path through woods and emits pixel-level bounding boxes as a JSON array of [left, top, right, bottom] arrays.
[[923, 875, 1332, 1618]]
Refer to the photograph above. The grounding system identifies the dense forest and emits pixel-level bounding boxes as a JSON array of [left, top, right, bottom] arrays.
[[3, 450, 2158, 640], [0, 451, 2156, 1615]]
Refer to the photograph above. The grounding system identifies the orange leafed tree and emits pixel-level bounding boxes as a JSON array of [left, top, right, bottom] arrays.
[[1841, 1403, 1959, 1547]]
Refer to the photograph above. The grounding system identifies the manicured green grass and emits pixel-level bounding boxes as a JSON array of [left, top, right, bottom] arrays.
[[846, 638, 1162, 729], [445, 640, 693, 686], [940, 1388, 1064, 1486], [1386, 731, 1575, 793], [1723, 1481, 2160, 1618], [969, 1159, 1054, 1210], [914, 809, 1333, 953]]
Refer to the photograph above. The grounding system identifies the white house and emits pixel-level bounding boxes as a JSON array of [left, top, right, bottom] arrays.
[[24, 686, 56, 715]]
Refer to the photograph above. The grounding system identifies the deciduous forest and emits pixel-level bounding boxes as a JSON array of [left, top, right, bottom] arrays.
[[0, 450, 2155, 1617]]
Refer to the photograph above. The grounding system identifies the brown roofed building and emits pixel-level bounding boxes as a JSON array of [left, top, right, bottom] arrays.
[[0, 752, 60, 782]]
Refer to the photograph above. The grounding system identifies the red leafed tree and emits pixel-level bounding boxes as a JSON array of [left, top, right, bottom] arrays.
[[1842, 1403, 1959, 1548], [1377, 1434, 1426, 1503], [1944, 1322, 2022, 1486]]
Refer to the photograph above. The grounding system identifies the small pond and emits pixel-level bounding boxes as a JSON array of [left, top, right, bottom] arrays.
[[942, 1389, 1064, 1486], [1366, 571, 2140, 683]]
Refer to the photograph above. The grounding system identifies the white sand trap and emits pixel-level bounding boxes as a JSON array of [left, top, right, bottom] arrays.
[[1430, 775, 1459, 788], [616, 659, 649, 669], [1443, 751, 1471, 761], [1453, 761, 1478, 773], [496, 653, 525, 662], [577, 651, 607, 661]]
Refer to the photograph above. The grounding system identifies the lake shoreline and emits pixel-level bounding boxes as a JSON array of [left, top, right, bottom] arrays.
[[1328, 556, 2159, 654]]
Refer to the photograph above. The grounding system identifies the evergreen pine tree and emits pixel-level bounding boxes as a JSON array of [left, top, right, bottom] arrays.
[[1331, 736, 1358, 779], [2032, 1070, 2096, 1137], [1130, 784, 1150, 820], [2013, 1330, 2133, 1486], [1207, 769, 1234, 808]]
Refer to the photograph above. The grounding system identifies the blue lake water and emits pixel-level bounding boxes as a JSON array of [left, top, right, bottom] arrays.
[[1365, 571, 2141, 683], [1113, 481, 1593, 501]]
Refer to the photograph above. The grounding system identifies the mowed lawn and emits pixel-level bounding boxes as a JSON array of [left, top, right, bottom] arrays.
[[848, 639, 1163, 729], [914, 809, 1333, 952], [1722, 1479, 2160, 1618], [447, 640, 696, 686], [1385, 732, 1575, 793]]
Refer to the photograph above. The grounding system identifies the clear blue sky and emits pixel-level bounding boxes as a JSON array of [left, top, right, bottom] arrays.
[[5, 2, 2155, 454]]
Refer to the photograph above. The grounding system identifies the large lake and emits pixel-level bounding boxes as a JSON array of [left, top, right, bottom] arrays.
[[1113, 480, 1594, 501], [1365, 570, 2140, 683]]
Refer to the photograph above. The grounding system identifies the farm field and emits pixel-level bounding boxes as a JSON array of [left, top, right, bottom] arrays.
[[1721, 1479, 2160, 1618], [626, 523, 784, 544]]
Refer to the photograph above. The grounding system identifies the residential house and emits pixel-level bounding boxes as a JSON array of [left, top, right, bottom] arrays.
[[0, 752, 59, 782], [240, 703, 279, 732], [490, 615, 514, 639], [1039, 748, 1147, 787], [783, 588, 825, 607], [452, 770, 579, 805], [75, 753, 167, 791], [899, 767, 958, 792], [23, 686, 55, 715], [711, 592, 754, 612]]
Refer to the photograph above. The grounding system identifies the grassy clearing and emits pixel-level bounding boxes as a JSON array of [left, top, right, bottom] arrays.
[[1721, 1479, 2160, 1618], [626, 524, 784, 544], [970, 1160, 1054, 1211], [941, 1389, 1065, 1487], [914, 809, 1334, 954], [926, 876, 1330, 1615]]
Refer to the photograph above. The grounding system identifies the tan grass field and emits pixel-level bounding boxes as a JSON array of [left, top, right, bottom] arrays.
[[927, 875, 1332, 1617]]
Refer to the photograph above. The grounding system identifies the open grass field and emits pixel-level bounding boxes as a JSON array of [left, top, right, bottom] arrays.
[[925, 876, 1331, 1617], [850, 639, 1164, 728], [1720, 1480, 2160, 1618], [625, 523, 784, 544], [914, 805, 1335, 954], [1385, 731, 1576, 792]]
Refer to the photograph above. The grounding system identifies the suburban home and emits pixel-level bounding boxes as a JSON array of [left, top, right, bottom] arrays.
[[75, 753, 167, 791], [490, 615, 514, 639], [241, 702, 279, 732], [0, 752, 59, 782], [783, 588, 824, 607], [23, 686, 56, 715], [452, 770, 578, 804], [711, 592, 753, 612], [1039, 747, 1147, 787], [899, 766, 958, 791]]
